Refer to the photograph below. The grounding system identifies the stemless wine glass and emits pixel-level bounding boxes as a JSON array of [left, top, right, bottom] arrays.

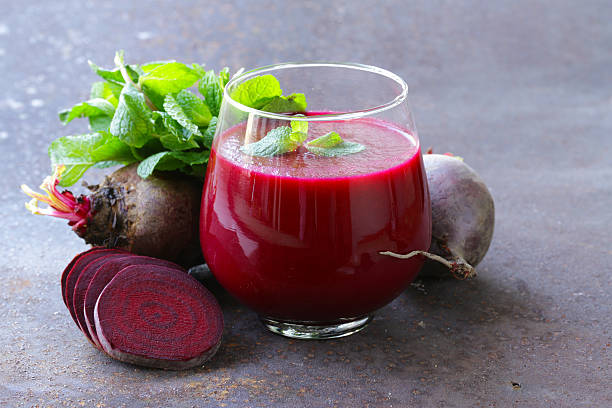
[[200, 62, 431, 339]]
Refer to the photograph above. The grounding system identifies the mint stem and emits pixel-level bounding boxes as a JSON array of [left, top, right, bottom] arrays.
[[114, 50, 157, 111]]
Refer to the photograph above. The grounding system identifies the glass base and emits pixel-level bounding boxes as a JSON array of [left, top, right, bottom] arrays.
[[260, 316, 372, 340]]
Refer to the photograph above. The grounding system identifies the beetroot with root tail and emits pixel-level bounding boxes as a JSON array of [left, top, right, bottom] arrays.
[[381, 153, 494, 279], [23, 164, 203, 267], [421, 153, 494, 278], [94, 264, 223, 370]]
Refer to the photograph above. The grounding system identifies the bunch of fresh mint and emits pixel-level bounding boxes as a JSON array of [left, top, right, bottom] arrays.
[[49, 51, 366, 186], [50, 51, 308, 187]]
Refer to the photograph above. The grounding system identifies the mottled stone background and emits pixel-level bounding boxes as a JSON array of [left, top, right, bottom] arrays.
[[0, 1, 610, 407]]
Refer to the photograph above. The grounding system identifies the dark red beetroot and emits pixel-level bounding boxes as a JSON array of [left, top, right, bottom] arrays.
[[61, 248, 102, 307], [72, 253, 136, 345], [23, 164, 203, 267], [94, 265, 223, 370], [381, 153, 495, 279], [63, 248, 126, 323], [83, 255, 184, 348]]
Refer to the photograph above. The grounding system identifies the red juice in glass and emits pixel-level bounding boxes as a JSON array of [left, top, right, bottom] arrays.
[[200, 116, 431, 324]]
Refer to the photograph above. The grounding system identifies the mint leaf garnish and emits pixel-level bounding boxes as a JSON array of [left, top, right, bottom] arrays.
[[306, 131, 342, 148], [109, 83, 154, 148], [306, 132, 365, 157], [260, 93, 307, 113], [163, 93, 202, 139], [230, 74, 282, 109], [240, 126, 302, 157], [290, 118, 308, 135]]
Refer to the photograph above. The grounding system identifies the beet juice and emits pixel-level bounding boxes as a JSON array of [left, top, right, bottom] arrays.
[[200, 116, 431, 324]]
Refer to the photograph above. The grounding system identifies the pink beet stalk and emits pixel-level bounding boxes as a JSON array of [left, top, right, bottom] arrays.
[[21, 165, 92, 232]]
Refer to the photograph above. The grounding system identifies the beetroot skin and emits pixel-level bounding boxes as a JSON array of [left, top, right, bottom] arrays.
[[421, 154, 495, 278], [24, 164, 203, 267], [94, 265, 223, 370], [381, 153, 495, 279]]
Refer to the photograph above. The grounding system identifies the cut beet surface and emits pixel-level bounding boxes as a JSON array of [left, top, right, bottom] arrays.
[[60, 247, 105, 307], [94, 265, 223, 370], [83, 255, 183, 348], [63, 248, 126, 324], [72, 253, 132, 345]]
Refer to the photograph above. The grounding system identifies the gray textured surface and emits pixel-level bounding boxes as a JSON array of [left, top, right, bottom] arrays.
[[1, 1, 611, 407]]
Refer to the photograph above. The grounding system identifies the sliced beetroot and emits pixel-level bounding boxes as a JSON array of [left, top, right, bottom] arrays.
[[72, 253, 132, 345], [83, 255, 183, 348], [94, 265, 223, 370], [63, 248, 125, 323], [60, 247, 104, 307]]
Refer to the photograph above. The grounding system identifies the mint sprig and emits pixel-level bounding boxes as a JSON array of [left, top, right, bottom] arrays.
[[240, 122, 365, 158], [49, 51, 226, 186], [239, 126, 306, 157]]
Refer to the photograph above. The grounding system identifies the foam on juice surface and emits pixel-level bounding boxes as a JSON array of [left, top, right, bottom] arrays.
[[216, 118, 418, 179]]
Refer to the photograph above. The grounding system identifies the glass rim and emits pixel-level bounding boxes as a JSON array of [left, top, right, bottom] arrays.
[[223, 62, 409, 122]]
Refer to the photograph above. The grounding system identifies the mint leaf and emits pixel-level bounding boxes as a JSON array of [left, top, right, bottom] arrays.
[[199, 69, 224, 116], [137, 152, 170, 178], [49, 133, 135, 186], [139, 62, 202, 109], [306, 131, 342, 148], [219, 67, 230, 88], [240, 126, 302, 157], [202, 117, 217, 148], [89, 115, 113, 132], [230, 74, 282, 109], [175, 90, 211, 126], [261, 93, 307, 113], [306, 132, 365, 157], [59, 99, 115, 125], [137, 150, 209, 179], [153, 111, 198, 145], [88, 60, 140, 86], [290, 118, 308, 135], [109, 83, 154, 148], [91, 134, 137, 163], [141, 61, 173, 73], [159, 132, 199, 151], [90, 81, 121, 106], [163, 93, 202, 139]]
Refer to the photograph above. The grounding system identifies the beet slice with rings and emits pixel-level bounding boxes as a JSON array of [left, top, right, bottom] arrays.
[[83, 255, 184, 348], [72, 253, 132, 345], [63, 248, 126, 323], [60, 248, 104, 307], [94, 265, 223, 370]]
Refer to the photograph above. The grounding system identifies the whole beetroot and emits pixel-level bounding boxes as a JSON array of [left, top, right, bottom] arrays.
[[22, 164, 203, 267], [381, 153, 495, 279]]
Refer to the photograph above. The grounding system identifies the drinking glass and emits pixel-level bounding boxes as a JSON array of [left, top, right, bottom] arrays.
[[200, 62, 431, 339]]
